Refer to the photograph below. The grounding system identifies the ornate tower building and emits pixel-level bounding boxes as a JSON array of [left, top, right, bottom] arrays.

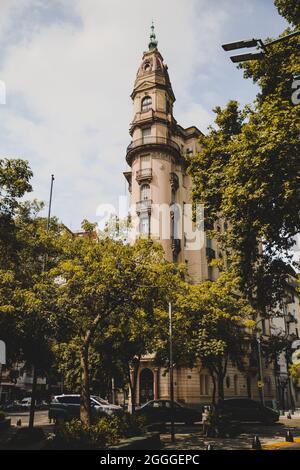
[[123, 26, 277, 407], [124, 24, 214, 284]]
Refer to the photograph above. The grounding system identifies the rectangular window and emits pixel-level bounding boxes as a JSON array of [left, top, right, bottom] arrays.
[[140, 155, 151, 169], [200, 375, 210, 396], [140, 215, 150, 236], [142, 127, 151, 143]]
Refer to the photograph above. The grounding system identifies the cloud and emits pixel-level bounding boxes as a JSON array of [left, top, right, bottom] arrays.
[[0, 0, 287, 228]]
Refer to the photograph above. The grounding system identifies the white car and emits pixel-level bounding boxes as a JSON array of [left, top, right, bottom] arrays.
[[20, 397, 32, 409], [49, 394, 123, 423]]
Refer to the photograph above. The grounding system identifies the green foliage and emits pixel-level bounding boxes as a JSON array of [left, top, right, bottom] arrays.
[[51, 233, 183, 421], [0, 411, 6, 422], [190, 23, 300, 311], [50, 414, 145, 449], [290, 363, 300, 379], [156, 271, 254, 399], [274, 0, 300, 25], [0, 158, 32, 217]]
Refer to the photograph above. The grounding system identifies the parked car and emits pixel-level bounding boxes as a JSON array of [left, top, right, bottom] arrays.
[[218, 398, 280, 424], [20, 397, 32, 410], [136, 399, 202, 424], [2, 400, 23, 412], [48, 394, 123, 423]]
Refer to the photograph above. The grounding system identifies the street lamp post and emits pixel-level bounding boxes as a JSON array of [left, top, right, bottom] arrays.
[[283, 309, 297, 412], [169, 302, 175, 443], [46, 174, 55, 232], [222, 31, 300, 63], [256, 331, 265, 406], [42, 174, 55, 272]]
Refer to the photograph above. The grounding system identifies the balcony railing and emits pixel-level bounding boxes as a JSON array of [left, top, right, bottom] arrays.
[[136, 199, 152, 214], [136, 168, 152, 184], [127, 136, 181, 155]]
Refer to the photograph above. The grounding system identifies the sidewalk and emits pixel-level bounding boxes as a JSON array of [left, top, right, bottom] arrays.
[[161, 417, 300, 450]]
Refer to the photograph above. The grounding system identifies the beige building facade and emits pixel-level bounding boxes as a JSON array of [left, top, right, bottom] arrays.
[[123, 27, 277, 408]]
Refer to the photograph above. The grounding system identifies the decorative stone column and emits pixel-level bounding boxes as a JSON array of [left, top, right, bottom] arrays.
[[153, 367, 160, 399]]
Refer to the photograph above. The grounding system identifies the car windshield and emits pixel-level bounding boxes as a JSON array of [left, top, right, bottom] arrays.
[[91, 396, 109, 406]]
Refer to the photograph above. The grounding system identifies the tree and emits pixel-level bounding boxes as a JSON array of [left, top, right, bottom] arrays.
[[0, 158, 32, 269], [0, 161, 63, 428], [261, 333, 291, 408], [189, 15, 300, 311], [274, 0, 300, 25], [156, 272, 255, 402], [52, 234, 182, 424], [8, 206, 62, 428]]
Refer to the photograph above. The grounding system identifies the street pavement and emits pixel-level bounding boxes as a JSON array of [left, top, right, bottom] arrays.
[[161, 416, 300, 450], [6, 410, 50, 427]]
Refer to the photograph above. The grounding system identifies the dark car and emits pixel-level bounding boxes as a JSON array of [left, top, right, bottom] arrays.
[[48, 394, 123, 424], [218, 398, 280, 424], [136, 400, 202, 424]]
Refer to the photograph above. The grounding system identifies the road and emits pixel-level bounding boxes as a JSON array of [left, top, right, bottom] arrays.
[[6, 410, 51, 427]]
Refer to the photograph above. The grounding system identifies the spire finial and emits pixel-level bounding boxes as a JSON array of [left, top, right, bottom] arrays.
[[148, 21, 158, 50]]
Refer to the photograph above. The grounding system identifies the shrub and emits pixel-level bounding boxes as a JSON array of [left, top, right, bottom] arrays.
[[47, 412, 145, 450], [0, 411, 6, 422]]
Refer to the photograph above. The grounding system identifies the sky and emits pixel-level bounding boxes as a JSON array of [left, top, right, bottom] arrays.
[[0, 0, 288, 230]]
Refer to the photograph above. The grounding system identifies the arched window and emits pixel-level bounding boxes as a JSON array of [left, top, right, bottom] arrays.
[[139, 368, 154, 404], [141, 96, 152, 112], [141, 184, 150, 200]]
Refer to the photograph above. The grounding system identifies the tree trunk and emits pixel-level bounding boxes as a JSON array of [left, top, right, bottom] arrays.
[[217, 373, 224, 401], [246, 374, 252, 398], [29, 365, 37, 429], [209, 371, 217, 404], [80, 345, 91, 426], [127, 359, 140, 414]]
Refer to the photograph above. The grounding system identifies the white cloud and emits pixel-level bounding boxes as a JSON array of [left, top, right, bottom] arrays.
[[0, 0, 286, 228]]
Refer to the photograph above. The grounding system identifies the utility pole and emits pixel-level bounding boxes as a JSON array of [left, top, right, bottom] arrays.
[[169, 302, 175, 442], [46, 174, 55, 232], [256, 332, 265, 406], [42, 174, 55, 272], [111, 377, 116, 405], [30, 174, 55, 429]]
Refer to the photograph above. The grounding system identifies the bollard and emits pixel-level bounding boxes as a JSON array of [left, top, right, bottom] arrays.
[[206, 444, 213, 450], [252, 435, 262, 450], [286, 430, 294, 442]]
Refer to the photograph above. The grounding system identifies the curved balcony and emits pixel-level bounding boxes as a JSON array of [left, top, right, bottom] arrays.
[[126, 136, 182, 165], [136, 199, 152, 214], [136, 168, 152, 184]]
